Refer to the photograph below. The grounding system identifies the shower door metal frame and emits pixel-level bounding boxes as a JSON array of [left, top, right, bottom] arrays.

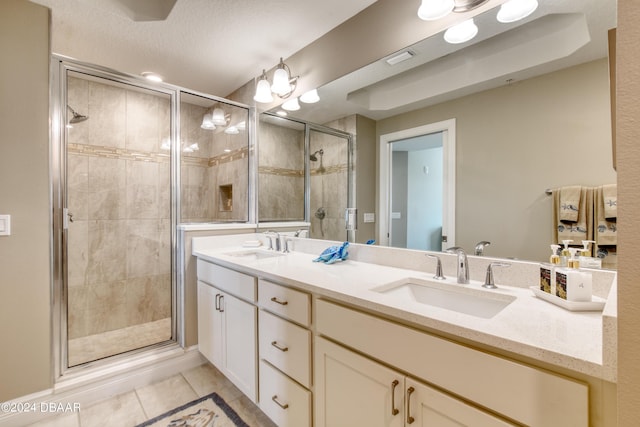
[[51, 55, 181, 380]]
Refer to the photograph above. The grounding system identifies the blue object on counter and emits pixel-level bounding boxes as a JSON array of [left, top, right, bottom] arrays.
[[313, 242, 349, 264], [366, 239, 376, 245]]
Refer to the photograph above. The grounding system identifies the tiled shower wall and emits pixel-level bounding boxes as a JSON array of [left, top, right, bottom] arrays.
[[309, 116, 354, 241], [258, 121, 305, 221], [66, 76, 172, 341], [180, 102, 249, 223]]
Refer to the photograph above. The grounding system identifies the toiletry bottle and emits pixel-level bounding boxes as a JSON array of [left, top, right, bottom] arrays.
[[555, 248, 592, 302], [559, 240, 572, 267], [579, 240, 602, 269], [540, 245, 560, 294]]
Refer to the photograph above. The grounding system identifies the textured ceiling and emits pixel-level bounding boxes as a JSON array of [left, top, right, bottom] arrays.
[[30, 0, 378, 96]]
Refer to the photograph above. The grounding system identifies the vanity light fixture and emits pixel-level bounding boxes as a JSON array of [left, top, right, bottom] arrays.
[[224, 126, 240, 135], [276, 110, 288, 117], [444, 18, 478, 44], [496, 0, 538, 23], [253, 57, 299, 103], [300, 89, 320, 103], [201, 112, 216, 130], [211, 107, 227, 126], [281, 97, 301, 111], [418, 0, 539, 45]]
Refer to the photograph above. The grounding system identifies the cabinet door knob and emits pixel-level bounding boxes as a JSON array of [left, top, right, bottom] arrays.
[[406, 386, 415, 424], [270, 296, 288, 306], [272, 395, 289, 410], [271, 341, 289, 352], [391, 380, 400, 416]]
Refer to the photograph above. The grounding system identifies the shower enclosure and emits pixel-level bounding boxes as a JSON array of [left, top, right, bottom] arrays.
[[52, 58, 252, 376], [258, 114, 354, 242]]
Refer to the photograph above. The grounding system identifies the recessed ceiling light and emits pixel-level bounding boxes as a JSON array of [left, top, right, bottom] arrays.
[[141, 71, 163, 82]]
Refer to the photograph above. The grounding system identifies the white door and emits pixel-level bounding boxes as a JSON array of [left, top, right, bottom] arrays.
[[221, 291, 258, 402], [379, 119, 456, 249], [405, 377, 516, 427], [315, 337, 404, 427], [197, 282, 222, 366]]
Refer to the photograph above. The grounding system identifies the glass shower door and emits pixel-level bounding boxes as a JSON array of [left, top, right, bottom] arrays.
[[308, 126, 353, 242], [64, 70, 174, 367]]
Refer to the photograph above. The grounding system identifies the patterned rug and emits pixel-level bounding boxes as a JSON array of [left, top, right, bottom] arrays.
[[136, 392, 249, 427]]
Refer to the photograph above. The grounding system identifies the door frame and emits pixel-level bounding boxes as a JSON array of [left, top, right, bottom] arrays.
[[378, 119, 456, 248]]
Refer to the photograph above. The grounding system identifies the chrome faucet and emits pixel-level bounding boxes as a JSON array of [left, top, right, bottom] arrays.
[[426, 254, 446, 280], [264, 231, 281, 251], [474, 241, 491, 256], [446, 247, 469, 284], [483, 262, 511, 289]]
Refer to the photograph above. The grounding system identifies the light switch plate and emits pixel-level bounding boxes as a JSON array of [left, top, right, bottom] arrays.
[[0, 215, 10, 236], [363, 213, 375, 223]]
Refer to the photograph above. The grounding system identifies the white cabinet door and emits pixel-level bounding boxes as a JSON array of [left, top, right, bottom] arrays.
[[315, 337, 404, 427], [405, 378, 516, 427], [220, 291, 257, 403], [197, 281, 222, 366]]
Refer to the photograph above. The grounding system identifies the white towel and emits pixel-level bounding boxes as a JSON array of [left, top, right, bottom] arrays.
[[559, 186, 581, 223], [595, 186, 617, 245], [602, 184, 617, 220]]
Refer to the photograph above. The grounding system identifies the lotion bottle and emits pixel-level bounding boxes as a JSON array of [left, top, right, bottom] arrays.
[[560, 239, 572, 267], [579, 240, 602, 269], [555, 248, 592, 302], [540, 245, 560, 294]]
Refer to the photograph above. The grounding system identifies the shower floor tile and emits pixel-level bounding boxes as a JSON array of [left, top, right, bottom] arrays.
[[68, 317, 171, 366]]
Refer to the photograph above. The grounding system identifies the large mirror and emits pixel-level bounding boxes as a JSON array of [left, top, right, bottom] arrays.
[[270, 0, 617, 268]]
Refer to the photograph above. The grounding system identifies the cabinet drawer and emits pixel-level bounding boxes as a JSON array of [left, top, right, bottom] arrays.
[[197, 260, 256, 302], [259, 310, 311, 388], [258, 279, 310, 326], [259, 360, 311, 427]]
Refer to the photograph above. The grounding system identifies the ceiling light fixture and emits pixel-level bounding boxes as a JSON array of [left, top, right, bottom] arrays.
[[211, 107, 227, 126], [201, 112, 215, 130], [253, 57, 299, 103], [418, 0, 538, 45]]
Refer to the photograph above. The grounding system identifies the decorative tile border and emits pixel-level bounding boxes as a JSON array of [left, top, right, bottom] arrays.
[[68, 143, 170, 163], [311, 164, 348, 175], [258, 166, 304, 177]]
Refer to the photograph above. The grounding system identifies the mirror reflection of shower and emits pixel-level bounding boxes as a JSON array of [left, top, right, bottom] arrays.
[[67, 105, 88, 125], [310, 148, 325, 173], [315, 207, 326, 237]]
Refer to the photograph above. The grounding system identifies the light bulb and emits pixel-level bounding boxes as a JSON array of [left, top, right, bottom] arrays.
[[254, 75, 273, 103], [300, 89, 320, 103], [211, 107, 226, 126], [444, 19, 478, 44], [497, 0, 538, 23], [282, 97, 300, 111], [417, 0, 454, 21], [271, 67, 292, 96]]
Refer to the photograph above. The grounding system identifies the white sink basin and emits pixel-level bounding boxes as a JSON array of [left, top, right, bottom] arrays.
[[373, 278, 515, 319], [222, 249, 285, 261]]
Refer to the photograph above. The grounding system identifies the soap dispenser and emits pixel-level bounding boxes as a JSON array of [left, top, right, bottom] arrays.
[[559, 240, 572, 267], [555, 248, 592, 302], [579, 240, 602, 269], [539, 245, 560, 294]]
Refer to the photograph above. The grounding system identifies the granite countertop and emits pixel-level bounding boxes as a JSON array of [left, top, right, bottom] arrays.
[[192, 235, 617, 382]]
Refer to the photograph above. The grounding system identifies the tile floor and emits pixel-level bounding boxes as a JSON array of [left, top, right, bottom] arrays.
[[27, 363, 277, 427]]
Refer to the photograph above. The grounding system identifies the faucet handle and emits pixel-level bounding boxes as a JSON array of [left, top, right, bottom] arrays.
[[474, 241, 491, 256], [483, 262, 510, 289], [426, 254, 446, 280]]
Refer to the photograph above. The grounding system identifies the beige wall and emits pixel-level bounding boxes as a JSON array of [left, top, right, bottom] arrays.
[[0, 0, 51, 401], [377, 59, 617, 262], [355, 115, 377, 244], [617, 0, 640, 424]]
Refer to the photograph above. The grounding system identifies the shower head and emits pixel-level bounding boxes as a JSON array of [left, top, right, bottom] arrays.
[[310, 149, 324, 161], [67, 105, 88, 124]]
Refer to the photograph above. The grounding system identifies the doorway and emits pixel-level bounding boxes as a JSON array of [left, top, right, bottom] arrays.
[[378, 119, 456, 249]]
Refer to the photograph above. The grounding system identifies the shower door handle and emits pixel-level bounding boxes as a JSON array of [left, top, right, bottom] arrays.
[[63, 208, 73, 229]]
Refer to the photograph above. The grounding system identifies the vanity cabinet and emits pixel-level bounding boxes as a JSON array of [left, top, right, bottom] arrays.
[[196, 261, 258, 403], [315, 337, 514, 427], [315, 299, 589, 427], [257, 279, 312, 427]]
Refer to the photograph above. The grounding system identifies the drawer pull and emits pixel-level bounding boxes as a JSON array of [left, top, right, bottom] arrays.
[[271, 341, 289, 352], [407, 386, 415, 424], [391, 380, 399, 416], [272, 395, 289, 410], [270, 296, 289, 306], [215, 293, 221, 311]]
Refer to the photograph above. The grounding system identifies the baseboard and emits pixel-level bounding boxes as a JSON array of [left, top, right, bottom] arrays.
[[0, 345, 205, 427]]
